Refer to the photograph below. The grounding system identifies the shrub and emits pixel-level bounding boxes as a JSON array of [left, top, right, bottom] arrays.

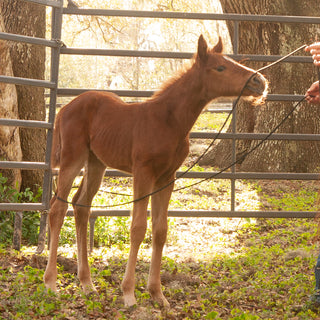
[[0, 173, 42, 246]]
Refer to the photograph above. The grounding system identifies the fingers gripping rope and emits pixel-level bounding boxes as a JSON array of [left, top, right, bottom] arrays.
[[54, 44, 309, 209]]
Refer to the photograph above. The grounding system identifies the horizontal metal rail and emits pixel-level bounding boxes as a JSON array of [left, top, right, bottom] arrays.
[[0, 119, 52, 129], [62, 8, 320, 25], [99, 170, 320, 181], [267, 94, 306, 101], [0, 204, 315, 218], [51, 168, 319, 181], [23, 0, 62, 8], [0, 161, 49, 170], [190, 132, 320, 141], [56, 88, 306, 101], [3, 164, 317, 179], [60, 47, 312, 64], [66, 209, 318, 219], [0, 75, 56, 88], [0, 31, 61, 47], [0, 203, 47, 211], [60, 47, 194, 59]]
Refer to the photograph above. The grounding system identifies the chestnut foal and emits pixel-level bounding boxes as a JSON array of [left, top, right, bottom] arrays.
[[44, 35, 267, 307]]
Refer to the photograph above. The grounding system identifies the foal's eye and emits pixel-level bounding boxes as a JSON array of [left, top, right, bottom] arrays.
[[216, 66, 226, 72]]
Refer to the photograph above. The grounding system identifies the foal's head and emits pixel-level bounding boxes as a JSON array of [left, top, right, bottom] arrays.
[[195, 35, 267, 101]]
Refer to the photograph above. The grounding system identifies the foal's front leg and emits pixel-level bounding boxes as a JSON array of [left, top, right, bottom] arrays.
[[122, 198, 149, 306], [148, 179, 174, 307], [122, 171, 153, 307], [73, 203, 95, 294]]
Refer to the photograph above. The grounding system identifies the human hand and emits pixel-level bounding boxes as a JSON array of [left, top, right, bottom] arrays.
[[306, 81, 320, 104], [305, 42, 320, 66]]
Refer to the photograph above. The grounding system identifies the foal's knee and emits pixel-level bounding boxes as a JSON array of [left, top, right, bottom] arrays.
[[153, 224, 168, 246], [74, 207, 90, 222], [48, 203, 67, 231], [131, 222, 147, 245]]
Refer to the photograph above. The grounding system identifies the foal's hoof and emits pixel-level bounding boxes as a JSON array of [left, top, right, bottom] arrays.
[[44, 279, 58, 293], [123, 294, 137, 307], [82, 284, 98, 296], [44, 284, 58, 295], [85, 290, 98, 298], [151, 294, 170, 308]]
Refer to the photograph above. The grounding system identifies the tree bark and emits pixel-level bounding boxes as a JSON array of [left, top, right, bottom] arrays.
[[200, 0, 320, 173], [0, 1, 46, 191], [0, 14, 22, 188]]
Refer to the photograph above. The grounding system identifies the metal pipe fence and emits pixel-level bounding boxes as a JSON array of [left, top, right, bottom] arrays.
[[0, 0, 63, 213], [0, 3, 320, 250], [58, 8, 320, 220]]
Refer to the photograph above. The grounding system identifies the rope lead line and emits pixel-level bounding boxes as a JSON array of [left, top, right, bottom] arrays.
[[54, 44, 308, 209]]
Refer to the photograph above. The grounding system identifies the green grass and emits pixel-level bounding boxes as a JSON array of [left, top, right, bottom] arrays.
[[261, 189, 318, 211], [193, 111, 231, 132]]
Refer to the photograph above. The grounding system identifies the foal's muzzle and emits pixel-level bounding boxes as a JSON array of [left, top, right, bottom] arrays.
[[246, 73, 267, 96]]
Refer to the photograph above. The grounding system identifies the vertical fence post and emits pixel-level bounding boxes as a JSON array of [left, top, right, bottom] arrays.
[[12, 212, 23, 251], [41, 0, 63, 208], [230, 101, 237, 212], [230, 21, 240, 213], [36, 0, 63, 253], [233, 21, 239, 55]]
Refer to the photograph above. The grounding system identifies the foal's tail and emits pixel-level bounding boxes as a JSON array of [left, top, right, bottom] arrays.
[[51, 112, 61, 169]]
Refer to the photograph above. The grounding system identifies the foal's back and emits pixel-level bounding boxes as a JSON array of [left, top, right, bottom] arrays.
[[55, 91, 186, 175]]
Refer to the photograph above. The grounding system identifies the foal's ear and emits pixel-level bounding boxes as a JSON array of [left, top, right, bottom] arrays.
[[212, 36, 223, 54], [197, 34, 208, 64]]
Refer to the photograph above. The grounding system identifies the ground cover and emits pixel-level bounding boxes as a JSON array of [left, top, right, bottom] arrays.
[[1, 179, 320, 319]]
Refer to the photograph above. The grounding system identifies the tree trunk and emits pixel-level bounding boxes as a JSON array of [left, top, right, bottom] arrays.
[[1, 1, 46, 191], [200, 0, 320, 173], [0, 14, 22, 188]]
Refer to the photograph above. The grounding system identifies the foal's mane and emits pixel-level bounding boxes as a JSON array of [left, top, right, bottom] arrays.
[[150, 55, 198, 102]]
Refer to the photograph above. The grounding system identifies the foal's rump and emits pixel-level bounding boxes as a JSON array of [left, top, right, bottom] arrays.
[[50, 96, 90, 169], [51, 91, 137, 173]]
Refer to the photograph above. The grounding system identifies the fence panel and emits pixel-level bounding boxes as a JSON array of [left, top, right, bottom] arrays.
[[0, 0, 63, 249]]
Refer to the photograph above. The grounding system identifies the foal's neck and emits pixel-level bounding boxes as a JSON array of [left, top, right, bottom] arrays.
[[152, 64, 211, 137]]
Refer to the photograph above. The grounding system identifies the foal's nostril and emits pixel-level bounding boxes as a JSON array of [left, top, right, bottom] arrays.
[[253, 75, 262, 85], [250, 74, 266, 89], [246, 73, 266, 95]]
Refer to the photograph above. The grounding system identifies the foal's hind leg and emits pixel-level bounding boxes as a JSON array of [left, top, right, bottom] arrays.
[[148, 177, 174, 307], [44, 161, 84, 292], [72, 152, 106, 294]]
